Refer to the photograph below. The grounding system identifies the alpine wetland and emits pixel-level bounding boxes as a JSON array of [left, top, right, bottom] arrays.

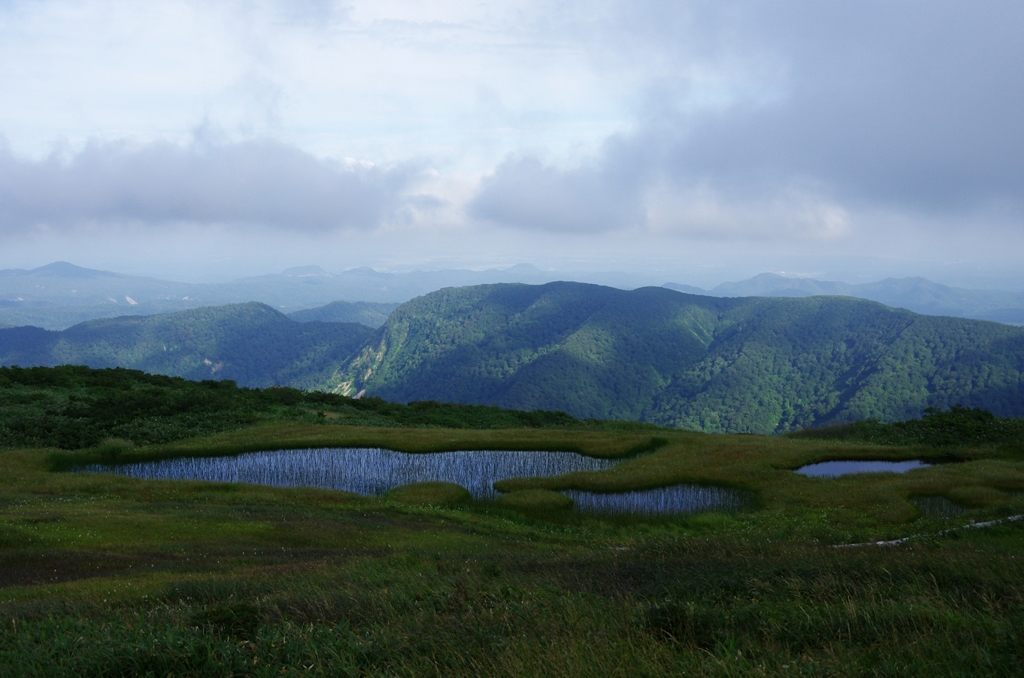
[[1, 364, 1022, 675], [3, 2, 1024, 675]]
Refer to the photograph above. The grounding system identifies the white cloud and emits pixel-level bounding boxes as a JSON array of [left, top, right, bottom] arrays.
[[469, 148, 645, 233], [467, 0, 1024, 244], [0, 138, 416, 232]]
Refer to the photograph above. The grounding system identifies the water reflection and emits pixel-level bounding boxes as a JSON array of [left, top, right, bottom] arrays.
[[564, 485, 749, 515], [795, 460, 931, 478], [86, 448, 615, 499]]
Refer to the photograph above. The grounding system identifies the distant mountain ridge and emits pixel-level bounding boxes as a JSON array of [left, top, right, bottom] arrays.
[[664, 273, 1024, 324], [0, 261, 585, 329], [8, 261, 1023, 331], [0, 262, 125, 280]]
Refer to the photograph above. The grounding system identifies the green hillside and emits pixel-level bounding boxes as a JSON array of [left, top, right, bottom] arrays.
[[330, 282, 1024, 433], [0, 302, 373, 389]]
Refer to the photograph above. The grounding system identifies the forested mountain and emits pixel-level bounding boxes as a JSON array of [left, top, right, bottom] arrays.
[[4, 283, 1024, 434], [0, 303, 372, 389], [330, 282, 1024, 433]]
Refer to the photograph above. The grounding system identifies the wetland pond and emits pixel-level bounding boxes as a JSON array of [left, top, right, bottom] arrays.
[[86, 447, 746, 515], [795, 460, 932, 478], [565, 485, 750, 515]]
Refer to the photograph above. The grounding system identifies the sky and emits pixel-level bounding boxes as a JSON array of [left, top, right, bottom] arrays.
[[1, 0, 1022, 288]]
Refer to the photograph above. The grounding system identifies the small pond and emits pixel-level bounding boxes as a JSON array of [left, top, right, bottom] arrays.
[[86, 448, 615, 500], [795, 460, 932, 478], [565, 485, 750, 515]]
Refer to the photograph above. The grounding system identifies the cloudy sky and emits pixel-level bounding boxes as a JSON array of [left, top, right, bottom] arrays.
[[1, 0, 1022, 287]]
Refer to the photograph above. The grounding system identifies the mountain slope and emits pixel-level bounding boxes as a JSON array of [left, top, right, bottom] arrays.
[[330, 282, 1024, 433], [0, 303, 373, 389]]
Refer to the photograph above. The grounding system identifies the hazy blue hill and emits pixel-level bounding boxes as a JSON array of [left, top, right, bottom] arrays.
[[13, 261, 123, 279], [0, 302, 167, 331], [0, 261, 415, 329], [0, 302, 373, 389], [0, 262, 207, 329], [710, 272, 854, 298], [287, 300, 399, 328], [0, 261, 596, 329], [331, 282, 1024, 433], [661, 282, 709, 295], [666, 272, 1024, 323], [0, 261, 190, 302]]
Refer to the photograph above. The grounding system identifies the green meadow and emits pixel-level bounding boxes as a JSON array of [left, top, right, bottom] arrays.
[[1, 368, 1023, 675]]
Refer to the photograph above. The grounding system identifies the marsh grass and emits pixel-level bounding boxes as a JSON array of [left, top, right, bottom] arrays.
[[386, 482, 471, 507], [2, 425, 1023, 675]]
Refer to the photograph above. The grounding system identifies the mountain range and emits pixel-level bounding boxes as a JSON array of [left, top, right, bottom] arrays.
[[3, 262, 1023, 331], [3, 282, 1022, 434]]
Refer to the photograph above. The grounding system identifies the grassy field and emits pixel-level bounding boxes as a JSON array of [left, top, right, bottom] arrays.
[[1, 421, 1023, 676]]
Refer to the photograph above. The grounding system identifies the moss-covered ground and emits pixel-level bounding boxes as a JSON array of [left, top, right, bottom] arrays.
[[1, 421, 1023, 676]]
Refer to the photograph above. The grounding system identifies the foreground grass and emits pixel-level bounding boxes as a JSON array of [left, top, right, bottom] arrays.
[[2, 425, 1023, 676]]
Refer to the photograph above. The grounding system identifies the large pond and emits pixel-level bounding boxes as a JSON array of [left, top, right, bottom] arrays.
[[86, 448, 616, 500], [795, 460, 931, 478], [85, 447, 749, 515]]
